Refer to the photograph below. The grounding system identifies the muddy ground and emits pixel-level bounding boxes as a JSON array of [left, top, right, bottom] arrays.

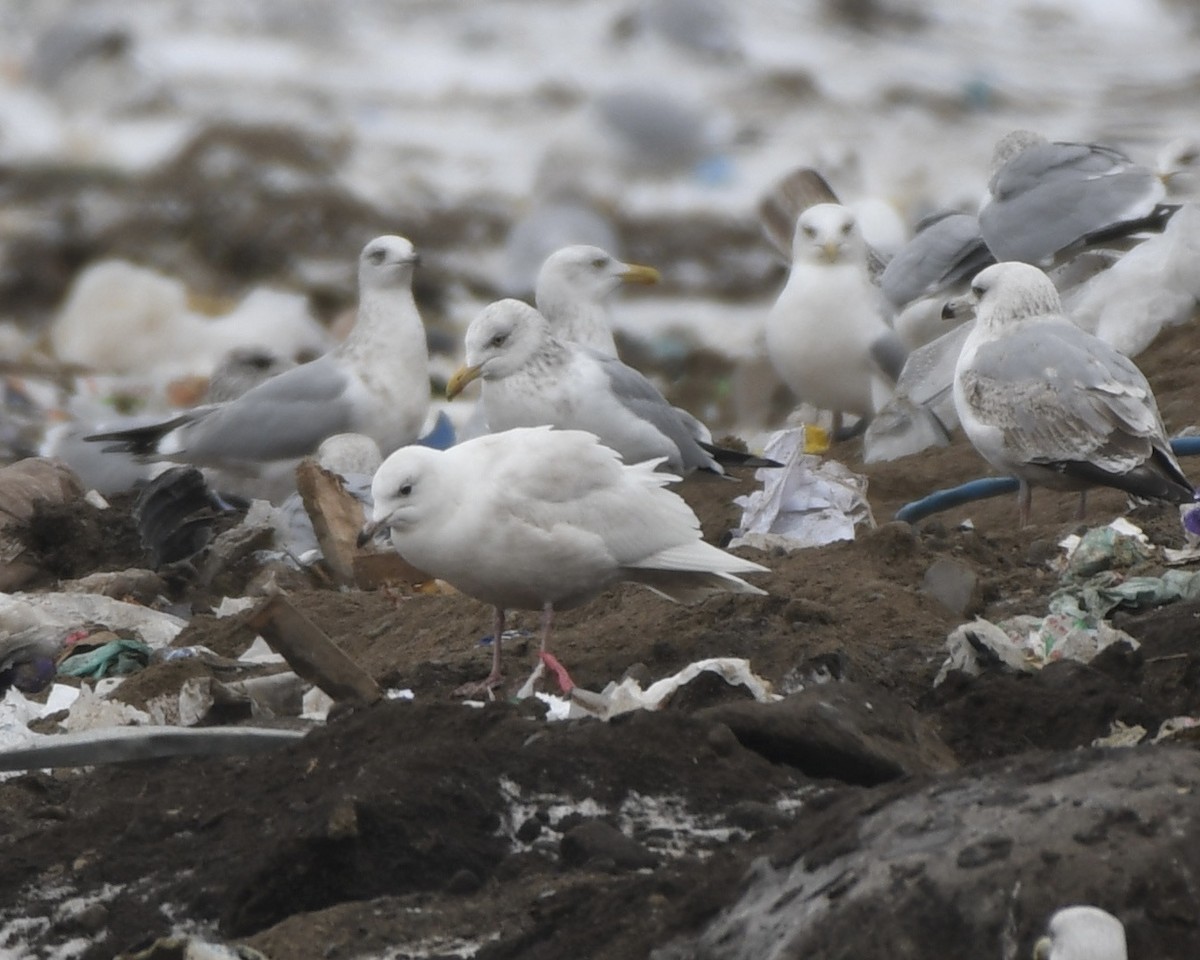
[[1, 319, 1200, 958]]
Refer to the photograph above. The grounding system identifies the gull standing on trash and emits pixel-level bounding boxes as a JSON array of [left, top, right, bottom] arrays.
[[86, 236, 431, 495], [447, 299, 769, 475], [534, 244, 661, 357], [765, 202, 906, 438], [947, 261, 1194, 526], [979, 130, 1175, 266], [359, 426, 769, 695], [1033, 906, 1127, 960]]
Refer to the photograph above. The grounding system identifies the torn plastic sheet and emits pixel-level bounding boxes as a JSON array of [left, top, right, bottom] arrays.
[[518, 657, 778, 721]]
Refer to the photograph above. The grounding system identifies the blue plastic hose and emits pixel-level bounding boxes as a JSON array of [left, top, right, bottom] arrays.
[[894, 436, 1200, 524]]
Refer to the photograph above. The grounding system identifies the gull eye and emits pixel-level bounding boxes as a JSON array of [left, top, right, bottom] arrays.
[[840, 221, 852, 235], [971, 282, 987, 297], [801, 224, 816, 238], [490, 332, 509, 348], [398, 482, 413, 497], [368, 248, 387, 265], [591, 257, 609, 269]]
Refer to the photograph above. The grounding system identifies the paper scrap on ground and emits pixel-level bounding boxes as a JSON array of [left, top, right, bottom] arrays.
[[519, 657, 778, 721], [731, 426, 874, 551]]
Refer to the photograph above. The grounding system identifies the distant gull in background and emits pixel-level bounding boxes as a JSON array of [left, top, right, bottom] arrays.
[[534, 244, 661, 357], [500, 184, 620, 298], [765, 202, 906, 439], [592, 88, 725, 180], [359, 426, 768, 695], [948, 261, 1194, 526], [1033, 906, 1126, 960], [979, 130, 1176, 266], [447, 299, 770, 475], [1064, 202, 1200, 357], [1156, 135, 1200, 199], [50, 261, 332, 378], [42, 345, 296, 496], [620, 0, 743, 61], [880, 211, 995, 349], [85, 236, 431, 501]]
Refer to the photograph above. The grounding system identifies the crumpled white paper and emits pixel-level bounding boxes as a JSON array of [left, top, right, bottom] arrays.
[[730, 427, 874, 551]]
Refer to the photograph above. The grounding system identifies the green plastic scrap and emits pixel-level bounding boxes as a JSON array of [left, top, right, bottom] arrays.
[[1052, 569, 1200, 619], [1064, 525, 1156, 579], [58, 639, 152, 678]]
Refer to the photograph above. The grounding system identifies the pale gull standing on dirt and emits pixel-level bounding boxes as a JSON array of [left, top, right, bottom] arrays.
[[358, 426, 769, 695], [446, 299, 770, 476], [946, 261, 1194, 526], [86, 236, 430, 499], [1033, 906, 1126, 960], [764, 202, 906, 439], [979, 130, 1175, 266], [534, 244, 661, 357]]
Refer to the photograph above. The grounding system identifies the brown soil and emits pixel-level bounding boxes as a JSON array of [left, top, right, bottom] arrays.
[[1, 318, 1200, 959]]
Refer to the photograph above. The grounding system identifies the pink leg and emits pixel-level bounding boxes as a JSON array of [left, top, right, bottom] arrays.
[[536, 601, 576, 694], [1018, 481, 1032, 528], [453, 606, 506, 698], [1075, 490, 1088, 521]]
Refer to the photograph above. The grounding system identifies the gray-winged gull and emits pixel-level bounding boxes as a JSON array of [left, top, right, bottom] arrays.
[[1033, 906, 1126, 960], [446, 299, 768, 475], [765, 202, 906, 438], [87, 236, 430, 498], [947, 261, 1193, 526], [881, 211, 995, 349], [979, 130, 1175, 266], [358, 425, 768, 695], [534, 244, 661, 357]]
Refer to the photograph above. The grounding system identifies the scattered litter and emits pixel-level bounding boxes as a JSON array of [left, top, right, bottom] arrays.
[[519, 657, 778, 721], [2, 592, 186, 649], [1057, 518, 1155, 578], [215, 596, 259, 618], [935, 613, 1139, 686], [731, 427, 874, 551], [61, 683, 151, 733], [1052, 569, 1200, 618], [1093, 715, 1200, 748], [1092, 720, 1147, 748], [58, 637, 152, 679]]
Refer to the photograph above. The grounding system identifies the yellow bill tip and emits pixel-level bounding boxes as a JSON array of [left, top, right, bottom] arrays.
[[620, 263, 661, 286], [446, 363, 482, 400]]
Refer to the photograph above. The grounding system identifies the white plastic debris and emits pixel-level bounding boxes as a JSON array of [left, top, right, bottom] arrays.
[[2, 593, 185, 649], [61, 683, 152, 732], [519, 657, 778, 721], [731, 427, 874, 551], [935, 613, 1139, 686]]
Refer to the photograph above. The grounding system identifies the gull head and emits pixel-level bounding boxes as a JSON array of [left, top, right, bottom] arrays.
[[359, 444, 443, 545], [536, 244, 660, 310], [1033, 906, 1126, 960], [942, 261, 1063, 331], [359, 235, 421, 290], [792, 203, 865, 266], [448, 299, 550, 398]]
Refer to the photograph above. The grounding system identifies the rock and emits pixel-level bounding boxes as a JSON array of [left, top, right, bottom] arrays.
[[652, 746, 1200, 960], [0, 458, 86, 590], [698, 682, 958, 785], [921, 557, 981, 617], [560, 820, 658, 871]]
